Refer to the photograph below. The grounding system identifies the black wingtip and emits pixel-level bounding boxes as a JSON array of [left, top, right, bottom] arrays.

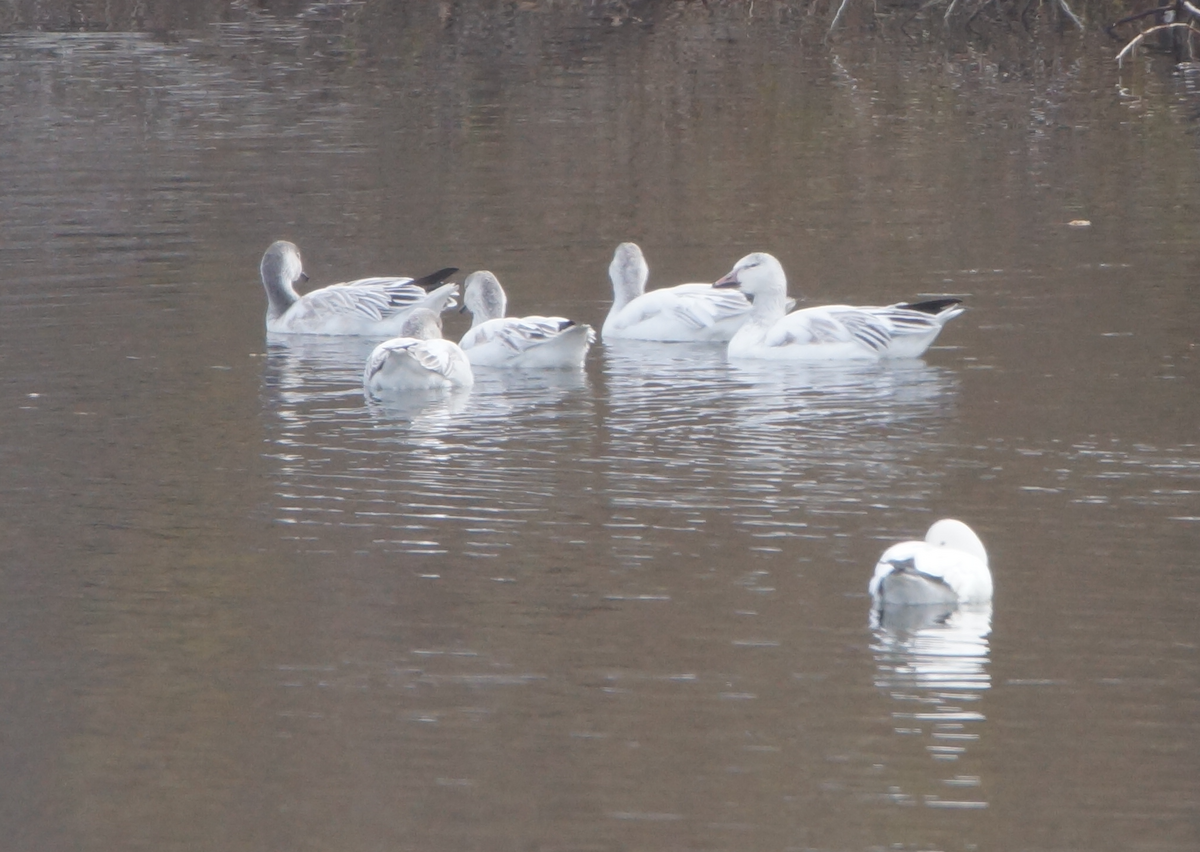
[[409, 267, 459, 291], [899, 298, 963, 315]]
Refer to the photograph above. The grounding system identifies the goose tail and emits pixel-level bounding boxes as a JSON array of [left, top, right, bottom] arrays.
[[898, 298, 965, 324]]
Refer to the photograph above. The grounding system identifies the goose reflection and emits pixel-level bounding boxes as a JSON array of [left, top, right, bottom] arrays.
[[469, 366, 591, 409], [358, 355, 590, 425], [265, 332, 479, 425], [725, 356, 957, 421], [364, 387, 472, 422], [600, 344, 960, 514], [871, 601, 992, 809], [265, 332, 377, 393], [598, 344, 961, 573], [260, 333, 598, 558]]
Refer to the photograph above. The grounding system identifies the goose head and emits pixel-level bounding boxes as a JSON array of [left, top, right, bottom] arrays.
[[399, 308, 444, 341], [260, 240, 307, 319], [925, 519, 988, 567], [713, 252, 788, 301], [462, 271, 508, 326], [608, 242, 650, 309]]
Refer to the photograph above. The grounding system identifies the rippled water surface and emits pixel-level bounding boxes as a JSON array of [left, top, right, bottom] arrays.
[[1, 4, 1198, 851]]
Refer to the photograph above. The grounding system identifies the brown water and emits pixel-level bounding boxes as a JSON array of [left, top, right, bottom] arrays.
[[1, 4, 1198, 851]]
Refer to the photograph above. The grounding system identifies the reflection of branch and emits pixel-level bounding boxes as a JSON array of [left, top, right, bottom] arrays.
[[1107, 4, 1174, 40], [1108, 0, 1200, 36], [829, 0, 1190, 44], [827, 0, 855, 38], [1115, 21, 1200, 65], [1057, 0, 1084, 29]]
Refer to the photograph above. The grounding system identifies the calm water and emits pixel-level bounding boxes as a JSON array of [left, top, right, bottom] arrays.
[[1, 4, 1197, 851]]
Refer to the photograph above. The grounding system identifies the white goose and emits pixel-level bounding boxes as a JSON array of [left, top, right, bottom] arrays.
[[458, 271, 595, 369], [602, 242, 754, 342], [714, 253, 964, 361], [869, 519, 993, 605], [363, 309, 474, 394], [260, 240, 459, 335]]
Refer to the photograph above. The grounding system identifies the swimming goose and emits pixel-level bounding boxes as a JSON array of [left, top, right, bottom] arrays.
[[714, 253, 964, 361], [459, 271, 595, 369], [869, 519, 993, 605], [260, 240, 459, 335], [363, 309, 474, 394], [602, 242, 755, 342]]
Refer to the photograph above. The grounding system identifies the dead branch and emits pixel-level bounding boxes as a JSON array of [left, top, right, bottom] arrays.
[[1115, 21, 1200, 64], [1057, 0, 1084, 29], [1107, 4, 1174, 40], [827, 0, 855, 38]]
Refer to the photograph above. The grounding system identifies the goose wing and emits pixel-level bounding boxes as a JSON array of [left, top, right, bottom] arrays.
[[764, 305, 894, 352], [463, 317, 593, 352], [498, 317, 588, 352], [363, 337, 415, 385], [612, 284, 749, 332], [869, 541, 954, 597], [665, 284, 752, 330], [875, 301, 961, 336], [870, 540, 989, 602], [407, 339, 465, 377], [364, 338, 464, 381], [301, 280, 425, 323], [303, 269, 459, 323]]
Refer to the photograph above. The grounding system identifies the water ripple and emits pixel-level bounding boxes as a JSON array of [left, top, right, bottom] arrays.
[[260, 335, 960, 565], [871, 603, 992, 808]]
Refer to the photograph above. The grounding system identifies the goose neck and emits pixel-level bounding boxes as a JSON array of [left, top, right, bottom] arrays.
[[748, 289, 789, 324], [263, 275, 298, 320]]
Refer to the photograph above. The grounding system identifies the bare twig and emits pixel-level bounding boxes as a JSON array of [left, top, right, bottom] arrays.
[[1107, 5, 1172, 41], [1116, 21, 1200, 64], [1057, 0, 1084, 29], [827, 0, 855, 38], [1184, 0, 1200, 20]]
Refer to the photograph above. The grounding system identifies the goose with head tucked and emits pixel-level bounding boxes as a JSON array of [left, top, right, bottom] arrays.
[[869, 519, 993, 606], [714, 253, 964, 361], [458, 271, 595, 369], [363, 309, 474, 394], [260, 240, 459, 335], [602, 242, 756, 342]]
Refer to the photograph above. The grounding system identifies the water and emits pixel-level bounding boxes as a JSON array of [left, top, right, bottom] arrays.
[[1, 4, 1198, 851]]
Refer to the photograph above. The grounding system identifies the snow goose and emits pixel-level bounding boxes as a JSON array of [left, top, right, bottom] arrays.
[[714, 253, 964, 361], [869, 519, 993, 605], [260, 240, 459, 335], [363, 309, 474, 394], [602, 242, 755, 342], [459, 271, 595, 369]]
